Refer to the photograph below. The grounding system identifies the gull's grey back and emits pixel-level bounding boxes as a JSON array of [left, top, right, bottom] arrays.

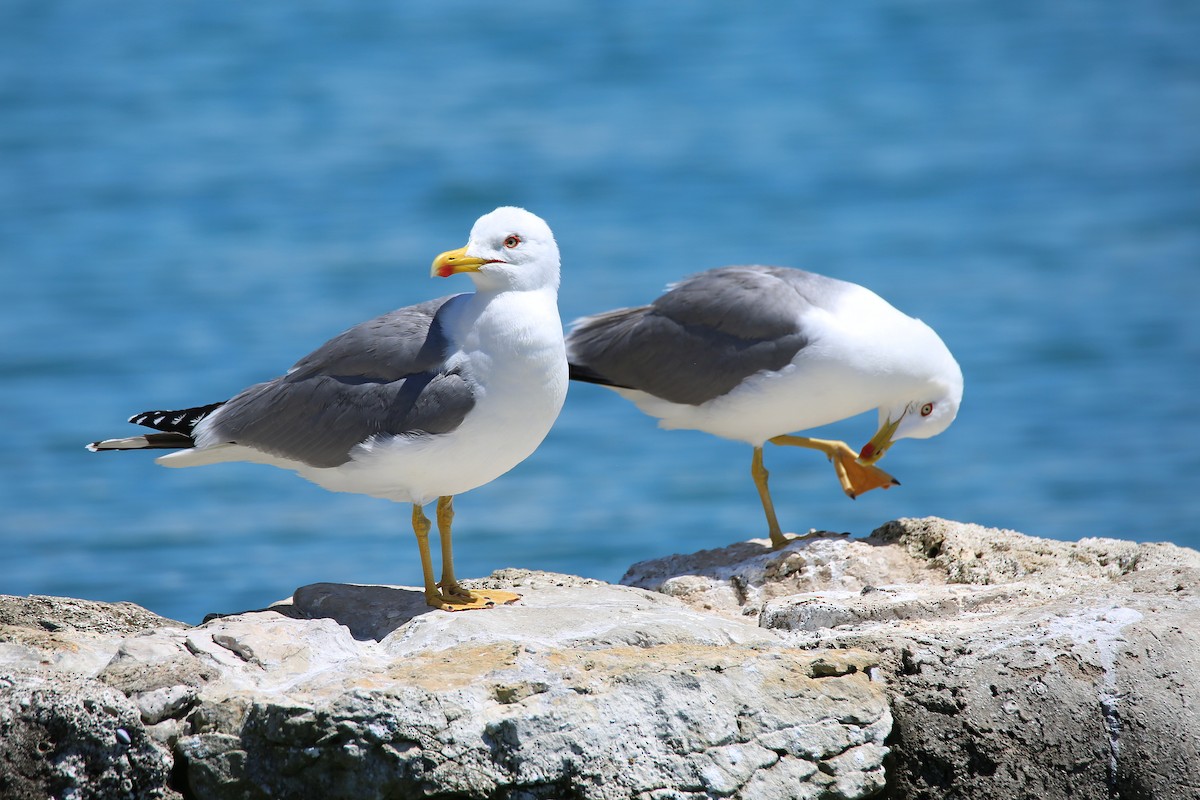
[[205, 295, 477, 468], [567, 266, 851, 405]]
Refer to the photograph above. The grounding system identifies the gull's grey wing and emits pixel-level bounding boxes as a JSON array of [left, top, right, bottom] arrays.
[[567, 266, 847, 405], [205, 295, 476, 468]]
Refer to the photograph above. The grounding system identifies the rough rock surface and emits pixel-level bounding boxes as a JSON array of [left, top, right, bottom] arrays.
[[6, 518, 1197, 800], [0, 596, 186, 800], [1, 571, 890, 800], [625, 517, 1200, 800]]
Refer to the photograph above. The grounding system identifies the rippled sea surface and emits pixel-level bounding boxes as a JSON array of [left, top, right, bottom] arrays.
[[2, 2, 1198, 622]]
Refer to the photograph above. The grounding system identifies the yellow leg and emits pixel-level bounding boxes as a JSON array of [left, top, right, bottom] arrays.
[[407, 495, 520, 612], [769, 435, 899, 499], [751, 447, 791, 549], [411, 503, 444, 608], [435, 496, 473, 603], [436, 496, 459, 589]]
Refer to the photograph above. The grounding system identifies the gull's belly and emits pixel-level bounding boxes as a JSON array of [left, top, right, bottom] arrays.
[[619, 357, 884, 446], [312, 348, 567, 505]]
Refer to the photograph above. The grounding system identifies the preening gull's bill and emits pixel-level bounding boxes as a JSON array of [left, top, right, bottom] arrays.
[[566, 265, 962, 548], [89, 206, 568, 611]]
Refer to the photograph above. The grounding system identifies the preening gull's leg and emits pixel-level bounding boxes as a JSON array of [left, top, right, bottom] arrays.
[[751, 447, 791, 550], [769, 435, 899, 499]]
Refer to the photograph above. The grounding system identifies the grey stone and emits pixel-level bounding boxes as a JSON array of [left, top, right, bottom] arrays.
[[136, 685, 198, 725], [8, 517, 1194, 799], [0, 595, 186, 679], [0, 577, 890, 800], [0, 596, 187, 800], [627, 516, 1200, 800], [0, 669, 179, 800], [99, 627, 219, 694], [0, 594, 185, 636], [622, 531, 940, 620]]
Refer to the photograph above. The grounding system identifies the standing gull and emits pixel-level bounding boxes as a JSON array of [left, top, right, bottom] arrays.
[[566, 265, 962, 548], [89, 206, 568, 611]]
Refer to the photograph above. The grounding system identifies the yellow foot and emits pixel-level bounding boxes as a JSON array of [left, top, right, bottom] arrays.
[[830, 448, 900, 499], [768, 435, 900, 501], [428, 583, 522, 612], [768, 530, 850, 549], [769, 531, 792, 550]]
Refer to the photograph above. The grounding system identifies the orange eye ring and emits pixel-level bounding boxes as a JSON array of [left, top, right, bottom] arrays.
[[920, 402, 934, 417], [503, 235, 521, 249]]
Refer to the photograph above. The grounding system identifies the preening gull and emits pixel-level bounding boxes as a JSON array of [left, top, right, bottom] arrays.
[[89, 206, 568, 611], [566, 265, 962, 548]]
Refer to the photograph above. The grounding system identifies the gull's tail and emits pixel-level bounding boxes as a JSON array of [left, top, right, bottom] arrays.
[[564, 307, 644, 391], [87, 401, 225, 452]]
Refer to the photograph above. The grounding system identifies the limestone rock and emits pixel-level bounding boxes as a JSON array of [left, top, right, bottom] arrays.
[[8, 518, 1195, 799], [0, 670, 180, 800], [0, 594, 186, 679], [622, 531, 941, 620], [622, 517, 1198, 621], [0, 572, 891, 800], [627, 517, 1200, 800], [0, 594, 184, 637]]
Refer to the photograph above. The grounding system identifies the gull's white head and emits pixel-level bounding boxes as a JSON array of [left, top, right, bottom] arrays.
[[858, 335, 964, 465], [431, 206, 560, 293]]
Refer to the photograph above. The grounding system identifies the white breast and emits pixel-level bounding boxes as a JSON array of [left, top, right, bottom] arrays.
[[303, 287, 568, 504]]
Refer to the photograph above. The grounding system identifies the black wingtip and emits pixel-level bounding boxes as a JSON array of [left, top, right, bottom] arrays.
[[87, 432, 196, 451], [129, 401, 226, 434], [567, 362, 634, 390]]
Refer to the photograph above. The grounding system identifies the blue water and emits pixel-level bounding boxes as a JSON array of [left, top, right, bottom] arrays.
[[2, 2, 1197, 624]]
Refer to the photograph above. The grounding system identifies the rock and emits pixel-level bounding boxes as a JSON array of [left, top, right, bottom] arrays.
[[0, 594, 186, 679], [0, 597, 185, 800], [626, 517, 1200, 800], [0, 594, 185, 636], [622, 531, 940, 620], [0, 571, 891, 800], [6, 518, 1195, 799], [0, 670, 180, 800]]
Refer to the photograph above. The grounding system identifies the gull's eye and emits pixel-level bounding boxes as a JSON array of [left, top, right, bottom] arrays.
[[920, 402, 934, 417], [503, 235, 521, 249]]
